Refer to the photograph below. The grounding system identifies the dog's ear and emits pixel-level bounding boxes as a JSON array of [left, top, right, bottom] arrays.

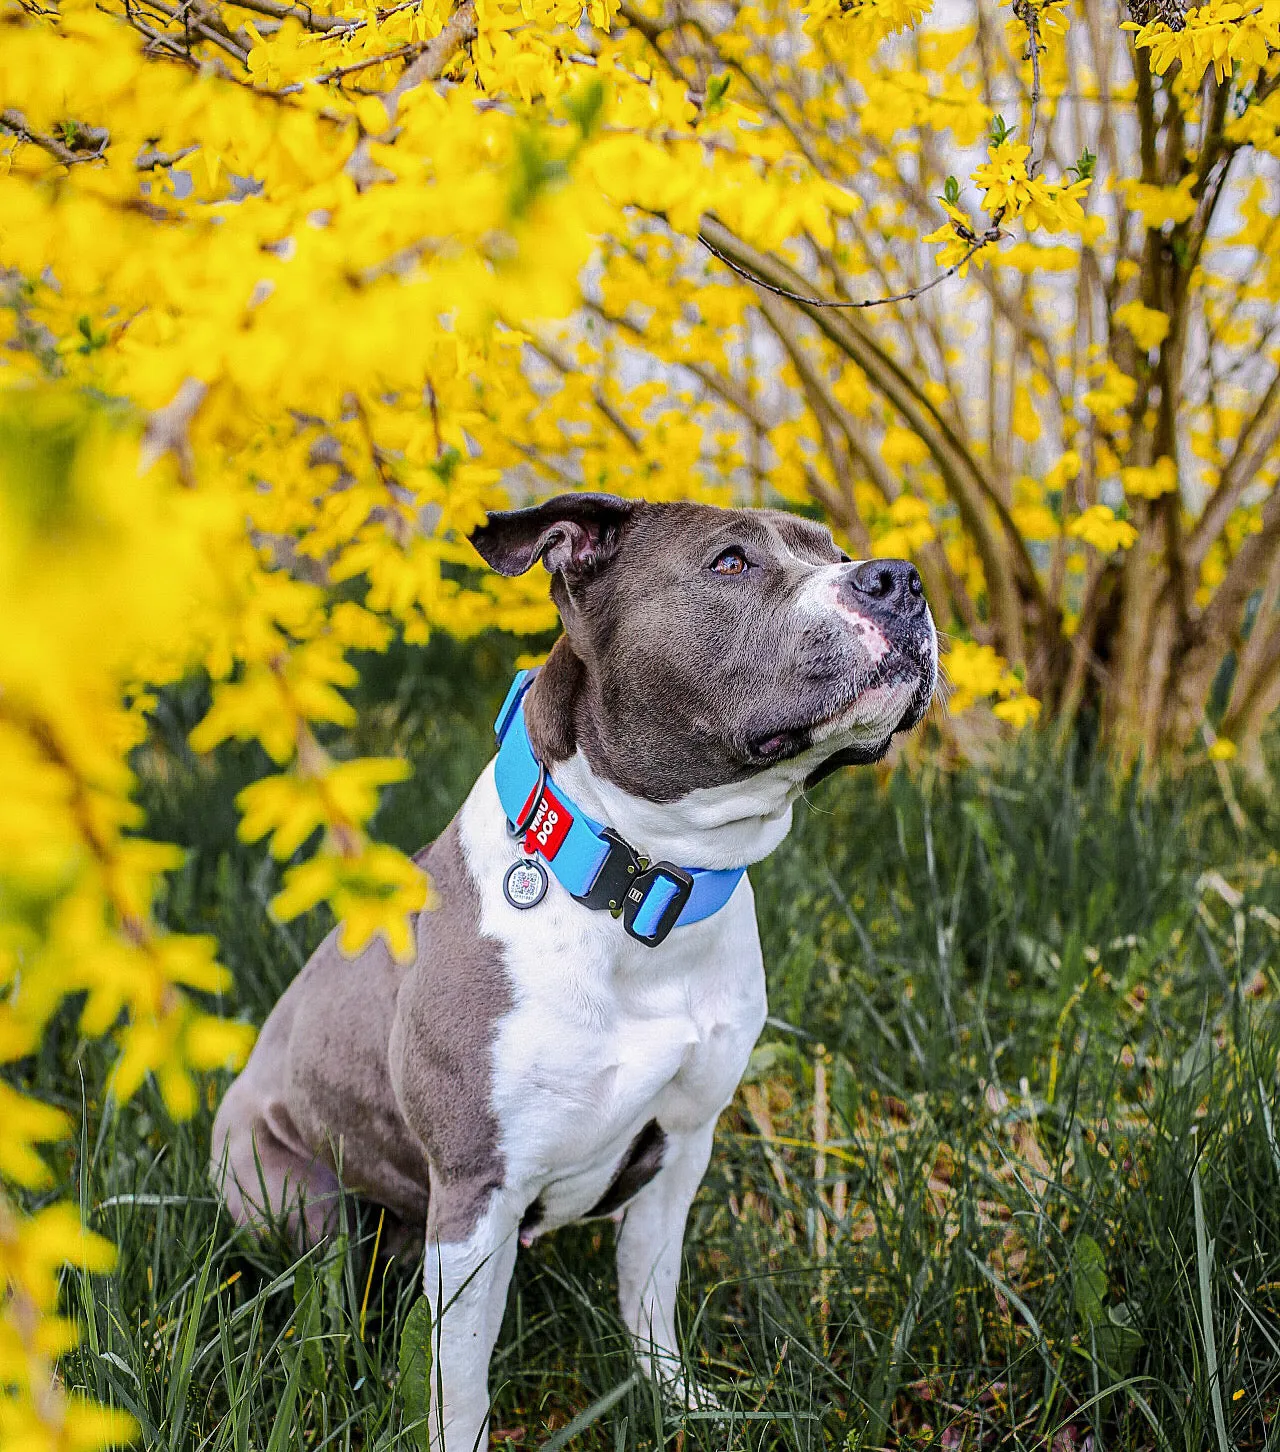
[[469, 493, 636, 578]]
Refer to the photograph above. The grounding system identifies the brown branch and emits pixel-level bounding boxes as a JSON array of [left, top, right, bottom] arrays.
[[1, 109, 103, 165], [1169, 477, 1280, 740], [345, 0, 475, 185], [698, 229, 999, 312], [1012, 0, 1044, 178], [385, 0, 475, 111], [1221, 623, 1280, 766], [141, 0, 252, 64], [221, 0, 356, 31], [141, 378, 207, 485], [315, 42, 421, 83]]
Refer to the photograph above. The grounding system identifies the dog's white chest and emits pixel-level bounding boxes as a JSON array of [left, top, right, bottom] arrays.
[[463, 771, 768, 1224]]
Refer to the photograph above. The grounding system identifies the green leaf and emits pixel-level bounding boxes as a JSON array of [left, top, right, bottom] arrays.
[[943, 174, 960, 205], [563, 76, 605, 140], [293, 1258, 324, 1391], [706, 73, 732, 110], [1072, 1234, 1109, 1325], [509, 127, 571, 220], [397, 1296, 433, 1452], [1071, 146, 1096, 181], [1072, 1234, 1142, 1376]]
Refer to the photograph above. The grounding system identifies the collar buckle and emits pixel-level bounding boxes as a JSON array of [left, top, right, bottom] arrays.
[[573, 828, 645, 915], [622, 862, 694, 947]]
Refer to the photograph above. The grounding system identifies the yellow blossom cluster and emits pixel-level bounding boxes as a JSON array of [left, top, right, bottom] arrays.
[[971, 141, 1091, 233], [1121, 456, 1178, 500], [1069, 505, 1139, 554], [945, 640, 1041, 725], [1126, 0, 1280, 87]]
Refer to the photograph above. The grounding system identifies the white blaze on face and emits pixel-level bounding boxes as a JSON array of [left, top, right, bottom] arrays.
[[839, 607, 890, 664], [823, 572, 891, 663], [798, 569, 892, 665]]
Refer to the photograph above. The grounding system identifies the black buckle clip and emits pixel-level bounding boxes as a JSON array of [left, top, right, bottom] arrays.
[[622, 862, 694, 948], [573, 828, 645, 913]]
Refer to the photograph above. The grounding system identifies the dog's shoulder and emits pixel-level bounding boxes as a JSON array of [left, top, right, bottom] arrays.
[[388, 806, 513, 1218]]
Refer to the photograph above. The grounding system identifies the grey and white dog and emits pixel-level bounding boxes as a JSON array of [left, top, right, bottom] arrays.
[[211, 492, 937, 1449]]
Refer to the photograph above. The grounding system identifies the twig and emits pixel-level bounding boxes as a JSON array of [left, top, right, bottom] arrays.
[[385, 0, 475, 112], [1013, 0, 1044, 178], [698, 228, 998, 310], [141, 378, 207, 485], [222, 0, 355, 31], [314, 41, 421, 83], [136, 143, 200, 168], [345, 0, 476, 186], [140, 0, 252, 63], [1, 109, 104, 165]]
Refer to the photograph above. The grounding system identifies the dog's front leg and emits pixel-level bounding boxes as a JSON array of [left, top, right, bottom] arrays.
[[423, 1185, 519, 1452], [615, 1120, 716, 1400]]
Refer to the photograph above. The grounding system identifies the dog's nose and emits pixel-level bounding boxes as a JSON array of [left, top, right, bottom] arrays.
[[848, 558, 924, 612]]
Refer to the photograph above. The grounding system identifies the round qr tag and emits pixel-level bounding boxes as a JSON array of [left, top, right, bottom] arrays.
[[503, 858, 548, 910]]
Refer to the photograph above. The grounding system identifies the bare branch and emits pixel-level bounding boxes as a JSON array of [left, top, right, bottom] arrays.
[[345, 0, 476, 186], [141, 378, 208, 485], [1224, 543, 1280, 728], [698, 228, 999, 312], [1012, 0, 1044, 177], [385, 0, 475, 113], [1, 109, 103, 165], [222, 0, 356, 31], [1169, 477, 1280, 738]]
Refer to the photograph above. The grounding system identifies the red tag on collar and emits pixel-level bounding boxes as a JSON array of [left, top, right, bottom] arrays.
[[521, 783, 572, 860]]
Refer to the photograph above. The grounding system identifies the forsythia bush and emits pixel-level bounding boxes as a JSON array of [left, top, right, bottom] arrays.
[[1, 0, 1278, 1444]]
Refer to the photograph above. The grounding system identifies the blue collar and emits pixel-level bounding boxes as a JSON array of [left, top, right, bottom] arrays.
[[493, 669, 747, 947]]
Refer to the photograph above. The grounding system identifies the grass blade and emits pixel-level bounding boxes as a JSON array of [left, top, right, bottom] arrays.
[[1193, 1156, 1232, 1452], [538, 1374, 640, 1451]]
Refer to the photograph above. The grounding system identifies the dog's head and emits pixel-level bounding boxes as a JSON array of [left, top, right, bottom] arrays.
[[471, 492, 937, 803]]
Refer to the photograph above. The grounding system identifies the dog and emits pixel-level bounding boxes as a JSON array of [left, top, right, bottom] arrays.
[[211, 492, 937, 1449]]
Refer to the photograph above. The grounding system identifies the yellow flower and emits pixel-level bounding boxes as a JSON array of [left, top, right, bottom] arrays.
[[1068, 505, 1138, 552], [972, 140, 1034, 218], [881, 427, 931, 471], [1081, 362, 1137, 425], [1121, 456, 1178, 499], [0, 1086, 70, 1189], [1045, 451, 1082, 492], [1208, 737, 1237, 761], [993, 694, 1042, 728], [923, 199, 987, 273], [1020, 177, 1091, 233], [1012, 502, 1060, 540], [1128, 1, 1251, 86], [944, 640, 1040, 724], [1114, 300, 1171, 351], [1119, 177, 1197, 230]]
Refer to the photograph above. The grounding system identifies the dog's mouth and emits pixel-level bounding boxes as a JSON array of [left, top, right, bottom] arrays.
[[746, 670, 927, 766]]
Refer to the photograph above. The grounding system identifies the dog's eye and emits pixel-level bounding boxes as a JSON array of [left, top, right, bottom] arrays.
[[711, 549, 748, 576]]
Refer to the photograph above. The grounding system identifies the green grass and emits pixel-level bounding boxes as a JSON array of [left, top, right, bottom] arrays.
[[15, 635, 1280, 1448]]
